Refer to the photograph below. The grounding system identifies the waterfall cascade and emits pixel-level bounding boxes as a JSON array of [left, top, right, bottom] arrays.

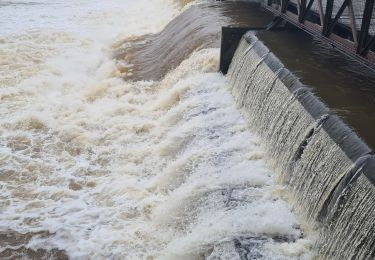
[[114, 2, 272, 81], [227, 32, 375, 259], [2, 0, 373, 258]]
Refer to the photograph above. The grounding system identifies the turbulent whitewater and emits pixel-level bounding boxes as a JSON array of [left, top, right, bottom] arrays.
[[0, 0, 313, 259], [228, 32, 375, 260]]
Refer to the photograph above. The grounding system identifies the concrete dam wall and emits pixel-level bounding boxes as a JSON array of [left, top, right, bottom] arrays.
[[227, 32, 375, 259]]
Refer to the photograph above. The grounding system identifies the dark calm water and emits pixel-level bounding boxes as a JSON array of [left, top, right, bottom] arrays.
[[257, 29, 375, 149]]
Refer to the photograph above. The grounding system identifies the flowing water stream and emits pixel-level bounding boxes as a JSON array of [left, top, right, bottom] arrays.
[[0, 1, 314, 259], [228, 32, 375, 260]]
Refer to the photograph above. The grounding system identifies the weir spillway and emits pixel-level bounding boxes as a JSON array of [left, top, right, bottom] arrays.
[[114, 2, 273, 81], [1, 0, 375, 259], [227, 32, 375, 259], [116, 0, 375, 257]]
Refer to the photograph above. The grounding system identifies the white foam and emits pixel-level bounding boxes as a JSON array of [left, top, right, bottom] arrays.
[[0, 0, 313, 259]]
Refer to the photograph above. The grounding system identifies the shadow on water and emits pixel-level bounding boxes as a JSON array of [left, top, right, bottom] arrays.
[[114, 2, 272, 81], [256, 29, 375, 149]]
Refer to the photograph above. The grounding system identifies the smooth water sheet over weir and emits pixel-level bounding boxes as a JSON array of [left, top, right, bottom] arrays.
[[227, 32, 375, 259], [114, 2, 272, 81]]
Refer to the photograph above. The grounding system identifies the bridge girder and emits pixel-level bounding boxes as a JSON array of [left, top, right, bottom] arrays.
[[265, 0, 375, 66]]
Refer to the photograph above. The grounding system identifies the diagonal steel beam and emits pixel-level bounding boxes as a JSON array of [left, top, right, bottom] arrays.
[[348, 1, 358, 43], [300, 0, 315, 23], [299, 0, 306, 18], [323, 0, 335, 35], [325, 0, 351, 36], [357, 0, 375, 54], [281, 0, 289, 13], [316, 0, 324, 26], [361, 36, 375, 56]]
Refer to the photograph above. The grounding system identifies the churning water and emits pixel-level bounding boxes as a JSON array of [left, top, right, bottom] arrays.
[[228, 32, 375, 260], [0, 0, 314, 259]]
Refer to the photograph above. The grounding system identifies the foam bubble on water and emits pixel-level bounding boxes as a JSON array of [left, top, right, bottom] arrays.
[[0, 45, 314, 258], [0, 0, 180, 89], [0, 0, 314, 258], [159, 199, 302, 258]]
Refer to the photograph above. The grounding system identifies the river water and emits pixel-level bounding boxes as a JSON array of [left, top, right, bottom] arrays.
[[0, 0, 313, 259]]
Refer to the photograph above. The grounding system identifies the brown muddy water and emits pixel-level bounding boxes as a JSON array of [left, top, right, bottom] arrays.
[[1, 1, 311, 259], [2, 0, 374, 258], [0, 231, 68, 259]]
